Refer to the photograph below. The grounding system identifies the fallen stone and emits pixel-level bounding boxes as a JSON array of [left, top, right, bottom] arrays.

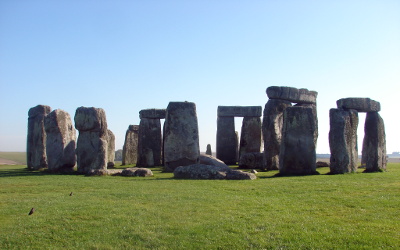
[[226, 170, 257, 180], [262, 99, 292, 170], [122, 125, 139, 165], [336, 98, 380, 112], [44, 109, 76, 173], [362, 112, 386, 172], [266, 86, 317, 104], [329, 108, 359, 174], [27, 105, 51, 170], [217, 106, 262, 117], [238, 152, 264, 169], [173, 164, 256, 180], [199, 154, 229, 169], [121, 167, 153, 177], [139, 109, 166, 119], [164, 102, 200, 171]]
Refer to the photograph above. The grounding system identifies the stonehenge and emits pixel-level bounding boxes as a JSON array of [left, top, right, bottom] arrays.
[[107, 129, 115, 168], [27, 105, 51, 170], [206, 144, 212, 156], [164, 102, 200, 172], [216, 106, 262, 165], [122, 125, 139, 165], [44, 109, 76, 173], [329, 98, 386, 173], [137, 109, 165, 167], [74, 107, 109, 175]]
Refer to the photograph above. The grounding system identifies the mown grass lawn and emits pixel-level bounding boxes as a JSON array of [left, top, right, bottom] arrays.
[[1, 163, 399, 249]]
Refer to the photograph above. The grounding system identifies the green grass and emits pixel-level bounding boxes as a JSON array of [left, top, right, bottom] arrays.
[[0, 152, 26, 164], [1, 164, 399, 249]]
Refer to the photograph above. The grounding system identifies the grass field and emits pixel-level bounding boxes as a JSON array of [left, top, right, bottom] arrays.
[[0, 152, 26, 165], [1, 163, 399, 249]]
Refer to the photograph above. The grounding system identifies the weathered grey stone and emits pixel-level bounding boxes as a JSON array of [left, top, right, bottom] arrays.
[[267, 86, 317, 104], [121, 167, 153, 177], [107, 129, 115, 168], [238, 152, 264, 169], [164, 102, 200, 171], [262, 99, 292, 170], [206, 144, 212, 156], [137, 118, 162, 167], [239, 117, 261, 159], [139, 109, 166, 119], [337, 98, 380, 112], [216, 116, 237, 165], [316, 161, 329, 168], [217, 106, 262, 117], [27, 105, 51, 170], [44, 109, 76, 173], [362, 112, 386, 172], [279, 106, 318, 175], [122, 125, 139, 165], [296, 103, 318, 146], [329, 109, 359, 174], [199, 154, 228, 169], [74, 107, 108, 174], [173, 164, 256, 180]]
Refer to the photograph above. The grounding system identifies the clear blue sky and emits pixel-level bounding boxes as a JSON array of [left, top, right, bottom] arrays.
[[0, 0, 399, 154]]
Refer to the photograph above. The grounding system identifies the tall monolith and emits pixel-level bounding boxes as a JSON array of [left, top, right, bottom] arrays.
[[137, 119, 162, 167], [362, 112, 386, 172], [74, 107, 108, 175], [27, 105, 51, 170], [44, 109, 76, 173], [107, 129, 115, 168], [122, 125, 139, 165], [239, 117, 261, 159], [206, 144, 212, 156], [164, 102, 200, 172], [216, 116, 237, 165]]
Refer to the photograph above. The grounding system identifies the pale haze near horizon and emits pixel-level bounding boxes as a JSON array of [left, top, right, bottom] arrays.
[[0, 1, 399, 155]]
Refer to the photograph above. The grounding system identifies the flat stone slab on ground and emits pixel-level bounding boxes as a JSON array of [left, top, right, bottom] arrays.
[[267, 86, 317, 104], [217, 106, 262, 117], [336, 98, 381, 112], [173, 164, 256, 180]]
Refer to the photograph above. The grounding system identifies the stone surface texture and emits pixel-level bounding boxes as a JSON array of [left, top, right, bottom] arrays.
[[329, 108, 359, 174], [44, 109, 76, 173], [122, 125, 139, 165], [216, 116, 237, 165], [107, 129, 115, 168], [139, 109, 166, 119], [164, 102, 200, 172], [137, 118, 162, 167], [74, 107, 108, 174], [206, 144, 212, 156], [239, 117, 261, 160], [262, 99, 292, 170], [238, 152, 264, 169], [266, 86, 317, 104], [279, 106, 317, 175], [27, 105, 51, 170], [173, 164, 256, 180], [362, 112, 386, 172], [218, 106, 262, 117], [199, 154, 228, 168], [336, 98, 380, 112], [121, 167, 154, 177]]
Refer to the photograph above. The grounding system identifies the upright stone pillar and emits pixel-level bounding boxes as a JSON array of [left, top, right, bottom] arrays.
[[279, 106, 317, 175], [239, 117, 261, 159], [122, 125, 139, 165], [27, 105, 51, 170], [262, 99, 292, 170], [329, 109, 359, 174], [107, 129, 115, 168], [74, 107, 108, 175], [164, 102, 200, 172], [206, 144, 212, 156], [137, 118, 162, 167], [216, 116, 237, 165], [362, 112, 386, 172], [44, 109, 76, 173]]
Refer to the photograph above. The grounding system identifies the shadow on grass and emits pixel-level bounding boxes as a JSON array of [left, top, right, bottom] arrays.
[[0, 167, 48, 178]]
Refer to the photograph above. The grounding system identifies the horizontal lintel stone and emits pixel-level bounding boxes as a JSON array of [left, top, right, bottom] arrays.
[[266, 86, 317, 104], [218, 106, 262, 117], [336, 98, 380, 112], [139, 109, 166, 119]]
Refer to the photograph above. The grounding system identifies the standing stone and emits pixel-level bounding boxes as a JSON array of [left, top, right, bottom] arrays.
[[137, 118, 162, 167], [362, 112, 386, 172], [329, 109, 359, 174], [239, 117, 261, 160], [296, 103, 318, 146], [44, 109, 76, 173], [262, 99, 292, 170], [27, 105, 51, 170], [164, 102, 200, 172], [107, 130, 115, 168], [216, 116, 237, 165], [74, 107, 108, 175], [122, 125, 139, 165], [279, 106, 317, 175], [238, 152, 264, 169], [206, 144, 212, 156]]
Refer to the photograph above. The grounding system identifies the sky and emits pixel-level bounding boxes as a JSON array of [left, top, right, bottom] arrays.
[[0, 0, 399, 155]]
